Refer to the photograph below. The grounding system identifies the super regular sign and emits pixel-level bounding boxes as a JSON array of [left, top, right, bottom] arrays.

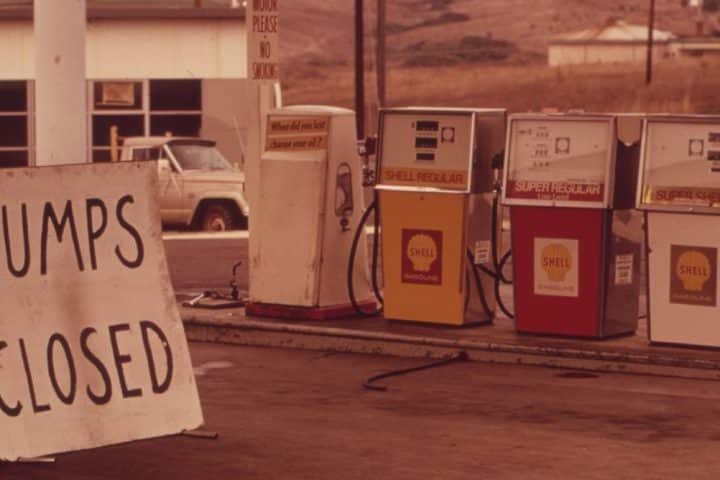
[[0, 162, 203, 461]]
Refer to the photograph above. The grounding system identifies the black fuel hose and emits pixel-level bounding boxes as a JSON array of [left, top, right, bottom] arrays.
[[490, 192, 512, 285], [494, 249, 515, 319], [363, 351, 468, 391], [347, 199, 383, 316], [472, 190, 515, 319]]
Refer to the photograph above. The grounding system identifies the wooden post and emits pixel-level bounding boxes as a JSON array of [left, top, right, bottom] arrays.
[[376, 0, 386, 110], [355, 0, 365, 139], [645, 0, 656, 85]]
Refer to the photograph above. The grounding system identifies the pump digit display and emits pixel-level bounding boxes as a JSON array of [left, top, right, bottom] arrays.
[[378, 112, 476, 191]]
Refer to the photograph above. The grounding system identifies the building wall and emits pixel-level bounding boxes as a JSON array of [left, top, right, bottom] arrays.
[[87, 19, 246, 79], [549, 43, 671, 67], [1, 21, 34, 80], [202, 79, 251, 168], [548, 45, 586, 67], [0, 18, 247, 80], [0, 17, 250, 168]]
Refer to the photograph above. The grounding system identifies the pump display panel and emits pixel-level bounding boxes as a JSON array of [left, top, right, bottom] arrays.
[[377, 110, 475, 192], [638, 117, 720, 212], [503, 116, 615, 207]]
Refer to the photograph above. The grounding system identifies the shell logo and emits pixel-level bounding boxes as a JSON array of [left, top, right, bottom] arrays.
[[676, 250, 712, 292], [406, 234, 438, 273], [541, 243, 572, 282]]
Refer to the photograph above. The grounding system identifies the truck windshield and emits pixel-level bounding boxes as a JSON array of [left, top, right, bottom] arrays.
[[168, 143, 234, 171]]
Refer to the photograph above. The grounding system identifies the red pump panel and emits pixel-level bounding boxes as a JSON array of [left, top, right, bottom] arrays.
[[511, 206, 605, 337]]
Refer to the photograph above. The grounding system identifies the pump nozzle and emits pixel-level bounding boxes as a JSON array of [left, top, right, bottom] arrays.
[[358, 136, 378, 187]]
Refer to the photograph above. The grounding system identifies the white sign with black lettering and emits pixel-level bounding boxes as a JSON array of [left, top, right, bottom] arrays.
[[473, 240, 491, 265], [0, 162, 203, 461], [248, 0, 280, 82], [614, 254, 634, 286]]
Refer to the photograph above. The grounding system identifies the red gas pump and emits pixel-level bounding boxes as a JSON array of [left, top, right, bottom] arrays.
[[502, 113, 643, 338]]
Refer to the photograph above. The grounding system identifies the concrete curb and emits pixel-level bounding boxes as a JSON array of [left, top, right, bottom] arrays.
[[182, 315, 720, 381]]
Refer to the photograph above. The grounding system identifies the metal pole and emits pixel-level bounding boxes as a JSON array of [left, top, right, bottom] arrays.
[[355, 0, 365, 139], [645, 0, 656, 85], [376, 0, 386, 109]]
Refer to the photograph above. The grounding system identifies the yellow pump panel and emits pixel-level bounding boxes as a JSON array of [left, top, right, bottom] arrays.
[[380, 189, 468, 325]]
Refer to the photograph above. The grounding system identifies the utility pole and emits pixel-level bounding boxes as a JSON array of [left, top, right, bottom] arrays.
[[645, 0, 656, 85], [376, 0, 386, 109], [355, 0, 365, 139]]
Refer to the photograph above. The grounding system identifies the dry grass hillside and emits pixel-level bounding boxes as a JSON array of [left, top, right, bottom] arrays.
[[280, 0, 696, 65], [279, 0, 720, 124]]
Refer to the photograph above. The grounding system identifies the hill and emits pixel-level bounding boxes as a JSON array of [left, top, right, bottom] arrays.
[[280, 0, 697, 69], [279, 0, 720, 121]]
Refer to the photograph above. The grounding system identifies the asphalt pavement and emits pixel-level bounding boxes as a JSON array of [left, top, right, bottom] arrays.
[[4, 343, 720, 480], [163, 231, 249, 292]]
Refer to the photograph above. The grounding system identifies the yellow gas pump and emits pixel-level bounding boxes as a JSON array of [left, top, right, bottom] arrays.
[[374, 108, 506, 326]]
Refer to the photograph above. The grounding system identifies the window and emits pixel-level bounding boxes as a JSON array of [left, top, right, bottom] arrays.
[[150, 114, 201, 137], [0, 81, 30, 168], [149, 79, 202, 138], [91, 80, 146, 163], [167, 141, 232, 171], [0, 81, 27, 112], [92, 114, 144, 163], [90, 79, 204, 163], [131, 147, 163, 161], [150, 80, 201, 111], [90, 79, 202, 162]]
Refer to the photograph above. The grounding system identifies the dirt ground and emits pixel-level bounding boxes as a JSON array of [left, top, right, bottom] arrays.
[[4, 342, 720, 479]]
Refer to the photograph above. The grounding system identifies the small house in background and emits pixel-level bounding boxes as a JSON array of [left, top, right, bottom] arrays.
[[672, 37, 720, 56], [548, 18, 675, 67]]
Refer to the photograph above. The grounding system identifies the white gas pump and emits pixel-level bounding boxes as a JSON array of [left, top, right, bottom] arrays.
[[245, 106, 375, 319], [637, 115, 720, 347]]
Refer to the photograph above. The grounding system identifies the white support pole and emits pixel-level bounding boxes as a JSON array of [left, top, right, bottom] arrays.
[[34, 0, 88, 166], [245, 81, 274, 300]]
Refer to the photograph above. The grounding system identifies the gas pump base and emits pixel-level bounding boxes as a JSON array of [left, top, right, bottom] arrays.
[[511, 206, 642, 339], [379, 189, 497, 327], [245, 301, 377, 321]]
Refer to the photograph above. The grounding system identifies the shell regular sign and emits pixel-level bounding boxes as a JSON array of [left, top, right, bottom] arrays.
[[0, 163, 203, 461]]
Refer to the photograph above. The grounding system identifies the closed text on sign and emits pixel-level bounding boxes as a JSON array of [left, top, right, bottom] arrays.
[[0, 163, 203, 461]]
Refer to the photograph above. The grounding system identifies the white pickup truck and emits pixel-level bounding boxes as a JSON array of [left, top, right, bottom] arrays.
[[119, 136, 249, 231]]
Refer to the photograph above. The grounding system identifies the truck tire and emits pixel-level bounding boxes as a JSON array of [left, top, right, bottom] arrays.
[[200, 203, 238, 231]]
